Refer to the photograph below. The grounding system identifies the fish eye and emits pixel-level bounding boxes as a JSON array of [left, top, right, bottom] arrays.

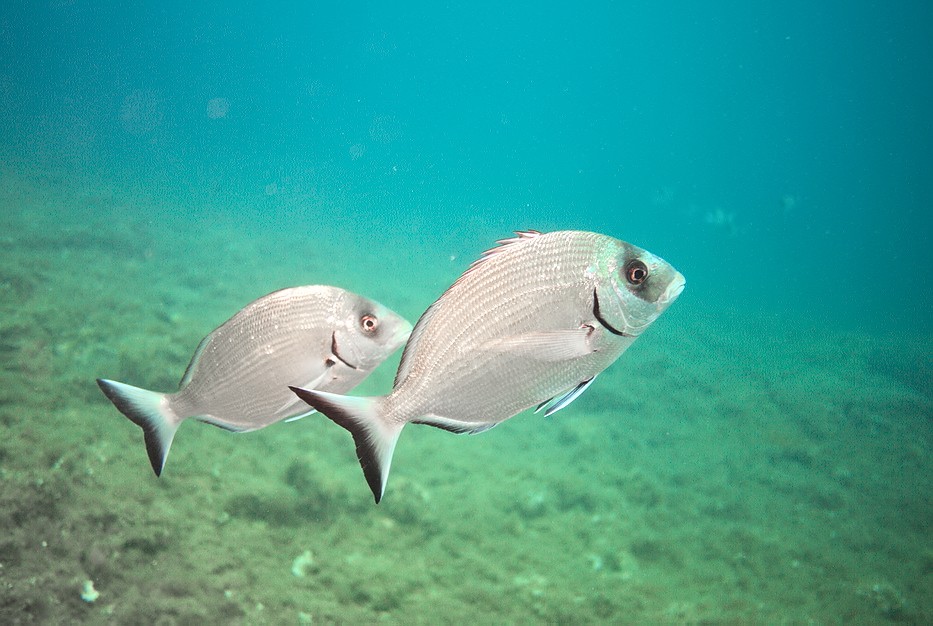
[[360, 314, 379, 333], [625, 260, 649, 285]]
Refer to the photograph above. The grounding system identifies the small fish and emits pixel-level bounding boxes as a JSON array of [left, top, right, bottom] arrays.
[[97, 285, 412, 476], [291, 230, 685, 502]]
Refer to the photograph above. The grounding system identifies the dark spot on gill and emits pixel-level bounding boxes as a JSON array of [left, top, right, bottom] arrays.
[[592, 289, 634, 338], [330, 332, 360, 370]]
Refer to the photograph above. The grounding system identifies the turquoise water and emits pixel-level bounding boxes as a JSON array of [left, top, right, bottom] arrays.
[[1, 2, 930, 623]]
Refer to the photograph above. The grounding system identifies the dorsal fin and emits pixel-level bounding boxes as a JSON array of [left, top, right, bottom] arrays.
[[447, 230, 542, 293], [179, 333, 212, 389], [393, 299, 439, 387], [393, 230, 543, 388], [464, 230, 542, 273]]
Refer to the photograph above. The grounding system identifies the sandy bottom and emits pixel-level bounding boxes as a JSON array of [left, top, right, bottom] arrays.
[[1, 168, 930, 624]]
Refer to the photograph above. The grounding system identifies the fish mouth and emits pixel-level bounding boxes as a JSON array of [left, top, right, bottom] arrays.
[[659, 272, 686, 306], [390, 318, 415, 351], [592, 289, 636, 338], [330, 332, 361, 370]]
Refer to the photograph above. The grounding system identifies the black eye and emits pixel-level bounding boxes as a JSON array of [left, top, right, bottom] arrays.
[[625, 260, 649, 285], [360, 314, 378, 333]]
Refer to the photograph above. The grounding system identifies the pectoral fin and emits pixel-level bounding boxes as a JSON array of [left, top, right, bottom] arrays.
[[479, 328, 595, 362]]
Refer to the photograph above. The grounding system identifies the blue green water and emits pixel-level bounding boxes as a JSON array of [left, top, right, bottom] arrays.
[[1, 2, 930, 623]]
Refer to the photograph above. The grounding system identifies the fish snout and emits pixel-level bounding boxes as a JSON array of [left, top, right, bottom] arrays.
[[659, 272, 686, 306], [391, 317, 415, 349]]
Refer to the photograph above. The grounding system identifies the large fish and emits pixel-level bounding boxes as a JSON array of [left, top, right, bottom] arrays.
[[97, 285, 412, 476], [291, 230, 685, 502]]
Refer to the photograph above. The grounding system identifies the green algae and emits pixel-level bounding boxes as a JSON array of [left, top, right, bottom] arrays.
[[0, 171, 930, 624]]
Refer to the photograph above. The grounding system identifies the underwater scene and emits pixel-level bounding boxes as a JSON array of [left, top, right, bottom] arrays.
[[1, 1, 931, 624]]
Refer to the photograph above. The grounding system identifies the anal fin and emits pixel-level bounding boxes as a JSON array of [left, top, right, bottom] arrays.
[[412, 414, 498, 435], [283, 408, 317, 423]]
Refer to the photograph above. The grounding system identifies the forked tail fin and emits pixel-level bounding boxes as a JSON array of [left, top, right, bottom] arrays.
[[290, 386, 401, 503], [96, 378, 181, 476]]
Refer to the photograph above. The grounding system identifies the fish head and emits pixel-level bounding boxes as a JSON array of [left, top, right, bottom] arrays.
[[593, 238, 685, 337], [332, 295, 413, 372]]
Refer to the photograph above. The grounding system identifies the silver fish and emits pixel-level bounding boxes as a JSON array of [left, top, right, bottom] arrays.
[[291, 230, 685, 502], [97, 285, 412, 476]]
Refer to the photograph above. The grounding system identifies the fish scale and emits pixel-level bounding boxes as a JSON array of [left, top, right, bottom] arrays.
[[290, 230, 685, 503], [171, 291, 338, 421], [389, 232, 619, 422], [97, 285, 412, 476]]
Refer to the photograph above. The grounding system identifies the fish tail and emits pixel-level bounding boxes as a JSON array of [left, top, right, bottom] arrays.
[[290, 386, 401, 504], [96, 378, 181, 477]]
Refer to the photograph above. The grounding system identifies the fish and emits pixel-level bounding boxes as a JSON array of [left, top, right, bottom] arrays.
[[97, 285, 412, 476], [290, 230, 685, 502]]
